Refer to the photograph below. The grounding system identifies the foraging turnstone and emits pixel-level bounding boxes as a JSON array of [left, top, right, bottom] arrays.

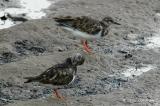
[[53, 16, 120, 53], [24, 53, 85, 99]]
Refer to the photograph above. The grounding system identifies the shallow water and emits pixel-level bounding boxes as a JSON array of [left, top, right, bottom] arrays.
[[0, 0, 55, 29], [156, 13, 160, 17], [146, 34, 160, 49], [20, 0, 51, 19], [145, 13, 160, 49], [122, 65, 155, 78], [0, 18, 15, 29]]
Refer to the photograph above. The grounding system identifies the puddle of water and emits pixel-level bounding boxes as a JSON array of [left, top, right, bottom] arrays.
[[156, 13, 160, 17], [146, 13, 160, 48], [0, 19, 15, 29], [20, 0, 51, 19], [3, 0, 51, 18], [146, 34, 160, 49], [0, 0, 56, 29], [122, 65, 154, 78]]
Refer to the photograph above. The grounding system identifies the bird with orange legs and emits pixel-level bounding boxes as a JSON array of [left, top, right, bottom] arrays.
[[24, 53, 85, 100], [53, 16, 120, 54]]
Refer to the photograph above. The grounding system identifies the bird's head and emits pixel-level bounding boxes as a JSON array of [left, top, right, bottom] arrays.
[[71, 53, 85, 66], [102, 16, 120, 26]]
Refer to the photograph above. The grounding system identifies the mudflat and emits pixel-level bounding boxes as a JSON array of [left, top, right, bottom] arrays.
[[0, 0, 160, 106]]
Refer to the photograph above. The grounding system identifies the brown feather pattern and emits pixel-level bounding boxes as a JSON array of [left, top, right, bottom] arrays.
[[54, 16, 104, 35], [24, 53, 85, 86]]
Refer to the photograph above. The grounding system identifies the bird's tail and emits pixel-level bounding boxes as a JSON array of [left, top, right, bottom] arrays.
[[53, 16, 74, 22], [24, 76, 38, 83]]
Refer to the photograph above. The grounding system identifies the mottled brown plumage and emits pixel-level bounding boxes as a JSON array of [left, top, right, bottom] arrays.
[[24, 53, 85, 99], [55, 16, 101, 35], [24, 53, 85, 86], [54, 16, 120, 37], [53, 16, 120, 53]]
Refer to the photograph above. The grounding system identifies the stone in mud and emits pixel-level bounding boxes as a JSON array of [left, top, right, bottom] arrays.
[[7, 13, 28, 23], [14, 40, 46, 56], [124, 53, 133, 59], [0, 52, 17, 64]]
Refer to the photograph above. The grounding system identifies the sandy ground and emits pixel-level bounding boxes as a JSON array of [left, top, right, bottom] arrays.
[[0, 0, 160, 106]]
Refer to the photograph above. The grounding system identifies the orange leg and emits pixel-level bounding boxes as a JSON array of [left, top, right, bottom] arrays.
[[53, 89, 65, 100], [81, 40, 92, 53]]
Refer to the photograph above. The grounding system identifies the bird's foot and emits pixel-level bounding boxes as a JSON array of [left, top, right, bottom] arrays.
[[81, 40, 92, 54], [83, 45, 92, 54], [53, 89, 66, 101]]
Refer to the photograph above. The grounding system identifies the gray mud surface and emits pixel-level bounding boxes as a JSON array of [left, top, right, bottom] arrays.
[[0, 0, 160, 106]]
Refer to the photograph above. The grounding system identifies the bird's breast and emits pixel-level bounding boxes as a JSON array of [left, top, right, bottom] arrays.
[[62, 26, 102, 40], [49, 68, 76, 86]]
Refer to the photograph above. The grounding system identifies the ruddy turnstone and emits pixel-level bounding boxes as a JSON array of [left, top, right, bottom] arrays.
[[24, 53, 85, 99], [53, 16, 120, 53]]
